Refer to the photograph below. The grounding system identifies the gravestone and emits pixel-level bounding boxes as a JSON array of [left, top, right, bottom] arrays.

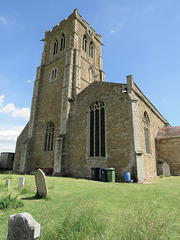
[[7, 212, 40, 240], [162, 162, 171, 177], [6, 179, 10, 188], [18, 177, 25, 188], [35, 169, 48, 197]]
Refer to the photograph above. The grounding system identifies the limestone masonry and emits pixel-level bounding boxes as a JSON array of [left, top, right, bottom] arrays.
[[13, 9, 180, 182]]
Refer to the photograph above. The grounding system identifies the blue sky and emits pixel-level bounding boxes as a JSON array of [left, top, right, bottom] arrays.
[[0, 0, 180, 152]]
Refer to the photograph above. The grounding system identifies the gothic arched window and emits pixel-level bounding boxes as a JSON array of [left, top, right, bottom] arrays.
[[60, 33, 65, 50], [89, 41, 93, 58], [90, 102, 105, 157], [53, 39, 58, 55], [143, 112, 151, 154], [44, 121, 54, 151], [83, 35, 87, 52]]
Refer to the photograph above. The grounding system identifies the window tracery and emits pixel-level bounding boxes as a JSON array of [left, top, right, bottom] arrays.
[[44, 121, 54, 151], [90, 101, 105, 157]]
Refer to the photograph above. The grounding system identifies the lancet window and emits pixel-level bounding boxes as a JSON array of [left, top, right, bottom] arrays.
[[83, 35, 87, 52], [89, 41, 93, 58], [143, 112, 151, 154], [53, 39, 58, 55], [44, 122, 54, 151], [90, 101, 105, 157], [60, 33, 65, 50], [51, 69, 57, 81]]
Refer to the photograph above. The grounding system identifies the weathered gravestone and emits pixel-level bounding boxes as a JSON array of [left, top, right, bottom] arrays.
[[6, 179, 10, 188], [157, 161, 171, 177], [162, 162, 171, 177], [7, 212, 40, 240], [18, 177, 25, 188], [35, 169, 48, 197]]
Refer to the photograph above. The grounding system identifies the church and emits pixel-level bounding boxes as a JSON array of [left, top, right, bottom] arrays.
[[13, 9, 179, 182]]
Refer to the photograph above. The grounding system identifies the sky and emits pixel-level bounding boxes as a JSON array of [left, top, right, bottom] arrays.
[[0, 0, 180, 153]]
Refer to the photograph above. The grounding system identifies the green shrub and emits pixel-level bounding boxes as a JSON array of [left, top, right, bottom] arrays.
[[18, 185, 33, 195], [0, 170, 13, 174], [0, 184, 8, 192], [0, 194, 24, 210]]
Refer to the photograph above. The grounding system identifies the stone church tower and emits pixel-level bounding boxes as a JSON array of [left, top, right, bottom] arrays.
[[14, 9, 105, 175]]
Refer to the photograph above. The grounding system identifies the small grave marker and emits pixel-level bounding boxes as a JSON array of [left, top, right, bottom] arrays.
[[6, 179, 10, 188], [7, 212, 40, 240], [35, 169, 48, 197], [162, 162, 171, 177], [18, 177, 25, 188]]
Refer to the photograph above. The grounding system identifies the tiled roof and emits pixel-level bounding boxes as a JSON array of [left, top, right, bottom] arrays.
[[156, 126, 180, 139]]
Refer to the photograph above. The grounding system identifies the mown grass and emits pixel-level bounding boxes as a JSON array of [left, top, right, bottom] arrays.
[[0, 174, 180, 239]]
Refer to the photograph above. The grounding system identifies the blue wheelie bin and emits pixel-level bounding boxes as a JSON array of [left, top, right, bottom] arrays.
[[101, 168, 107, 182], [124, 171, 131, 183]]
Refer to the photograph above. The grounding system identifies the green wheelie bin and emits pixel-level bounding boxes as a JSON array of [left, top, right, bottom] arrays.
[[106, 168, 115, 182]]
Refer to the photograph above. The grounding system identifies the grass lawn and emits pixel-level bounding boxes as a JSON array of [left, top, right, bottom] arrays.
[[0, 173, 180, 240]]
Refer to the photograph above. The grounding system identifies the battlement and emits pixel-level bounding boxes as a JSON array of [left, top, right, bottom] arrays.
[[44, 9, 102, 42]]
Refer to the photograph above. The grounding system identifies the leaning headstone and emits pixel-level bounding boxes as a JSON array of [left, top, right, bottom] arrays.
[[162, 162, 171, 177], [35, 169, 48, 197], [7, 212, 41, 240], [6, 179, 10, 188], [18, 177, 25, 188]]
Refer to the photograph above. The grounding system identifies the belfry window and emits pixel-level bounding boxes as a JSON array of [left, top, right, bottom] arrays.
[[89, 41, 93, 58], [51, 69, 57, 81], [90, 101, 105, 157], [143, 112, 151, 154], [44, 122, 54, 151], [53, 39, 58, 55], [83, 35, 87, 52], [60, 33, 65, 50]]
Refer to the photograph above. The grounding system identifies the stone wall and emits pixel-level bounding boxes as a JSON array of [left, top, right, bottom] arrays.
[[156, 137, 180, 175], [31, 59, 64, 169], [13, 123, 29, 172], [63, 81, 135, 181], [132, 83, 169, 179]]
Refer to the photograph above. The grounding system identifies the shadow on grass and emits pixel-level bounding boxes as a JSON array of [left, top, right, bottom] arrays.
[[22, 194, 50, 201], [21, 196, 39, 200]]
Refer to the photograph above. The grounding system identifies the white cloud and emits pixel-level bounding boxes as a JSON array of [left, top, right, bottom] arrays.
[[27, 80, 32, 84], [109, 30, 116, 34], [0, 95, 30, 120], [0, 144, 15, 153], [0, 126, 24, 142], [0, 16, 8, 25], [12, 107, 30, 119], [0, 95, 5, 107], [0, 126, 24, 152]]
